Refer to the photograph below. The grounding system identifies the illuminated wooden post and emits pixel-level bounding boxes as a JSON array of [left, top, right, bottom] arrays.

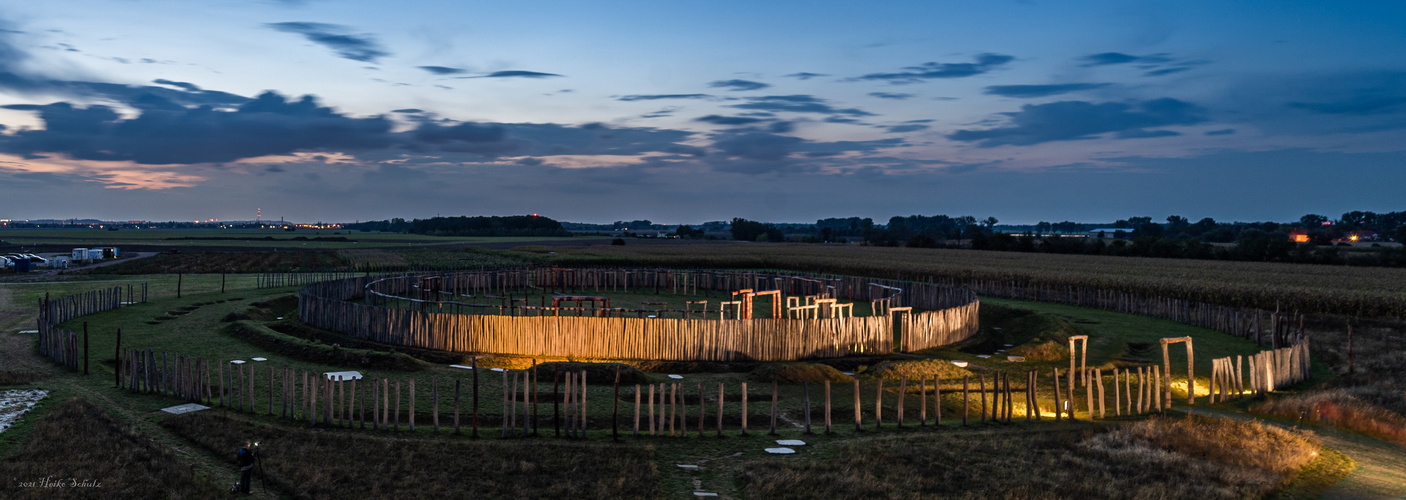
[[1068, 335, 1089, 386]]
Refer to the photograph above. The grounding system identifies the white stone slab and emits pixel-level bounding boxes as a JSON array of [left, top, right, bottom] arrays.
[[0, 389, 49, 434], [676, 464, 701, 469], [976, 354, 992, 359], [950, 360, 969, 368], [490, 368, 505, 372], [276, 317, 284, 320], [450, 364, 474, 370], [18, 330, 38, 334], [251, 357, 267, 362], [993, 327, 1002, 330], [842, 372, 855, 376], [694, 493, 719, 497], [323, 371, 363, 381], [229, 360, 246, 364], [161, 403, 209, 415], [1007, 356, 1026, 362], [775, 439, 806, 446], [1004, 344, 1014, 347], [668, 374, 684, 379], [764, 447, 796, 454]]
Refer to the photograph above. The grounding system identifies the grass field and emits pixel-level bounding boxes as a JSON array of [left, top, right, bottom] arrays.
[[0, 265, 1365, 498]]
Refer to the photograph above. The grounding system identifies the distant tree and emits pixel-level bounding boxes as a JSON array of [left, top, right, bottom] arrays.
[[1165, 215, 1189, 234], [1299, 214, 1328, 227], [674, 225, 704, 239], [983, 216, 999, 229], [1035, 221, 1052, 235]]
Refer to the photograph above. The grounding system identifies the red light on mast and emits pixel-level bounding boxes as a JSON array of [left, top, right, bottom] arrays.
[[532, 213, 538, 217]]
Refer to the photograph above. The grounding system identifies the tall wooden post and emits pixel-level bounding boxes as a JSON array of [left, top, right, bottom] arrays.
[[82, 322, 88, 375], [613, 366, 621, 441], [962, 375, 969, 426], [770, 381, 778, 435], [824, 380, 832, 434]]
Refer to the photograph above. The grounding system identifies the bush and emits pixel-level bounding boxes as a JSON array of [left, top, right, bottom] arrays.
[[749, 363, 853, 384], [1254, 389, 1406, 445], [867, 359, 972, 381]]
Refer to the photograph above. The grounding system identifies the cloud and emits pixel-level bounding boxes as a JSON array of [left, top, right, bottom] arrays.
[[266, 22, 389, 63], [461, 70, 562, 79], [392, 108, 423, 113], [729, 95, 873, 116], [1115, 129, 1180, 139], [616, 94, 711, 102], [418, 65, 466, 75], [984, 83, 1110, 98], [0, 92, 394, 164], [882, 124, 930, 133], [709, 79, 770, 91], [1079, 52, 1172, 67], [1204, 128, 1236, 136], [947, 98, 1206, 147], [853, 53, 1014, 84], [784, 72, 827, 80], [152, 79, 202, 92], [869, 92, 913, 100], [1144, 67, 1191, 77], [695, 115, 768, 126], [1289, 94, 1406, 116]]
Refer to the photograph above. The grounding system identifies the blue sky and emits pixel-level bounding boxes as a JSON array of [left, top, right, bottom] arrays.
[[0, 0, 1403, 224]]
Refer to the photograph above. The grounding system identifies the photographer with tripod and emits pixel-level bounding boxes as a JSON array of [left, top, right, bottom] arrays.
[[233, 440, 257, 495]]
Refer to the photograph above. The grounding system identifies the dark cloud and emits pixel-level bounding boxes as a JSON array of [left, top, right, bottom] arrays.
[[853, 53, 1013, 84], [869, 92, 913, 100], [769, 121, 794, 133], [1205, 128, 1236, 136], [266, 22, 389, 63], [948, 98, 1206, 147], [695, 115, 768, 126], [1144, 67, 1191, 77], [616, 94, 711, 102], [0, 91, 394, 164], [712, 132, 803, 161], [729, 95, 873, 116], [1080, 52, 1171, 67], [392, 108, 423, 113], [1115, 129, 1180, 139], [784, 72, 827, 80], [418, 65, 466, 75], [461, 70, 562, 79], [882, 124, 930, 133], [984, 83, 1110, 98], [709, 79, 770, 91]]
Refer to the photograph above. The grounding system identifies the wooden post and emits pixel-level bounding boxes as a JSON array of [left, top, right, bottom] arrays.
[[696, 382, 703, 438], [455, 379, 462, 434], [1185, 341, 1194, 405], [114, 328, 121, 388], [896, 376, 906, 428], [503, 370, 511, 437], [1053, 368, 1062, 422], [934, 374, 942, 426], [647, 383, 655, 436], [613, 366, 621, 441], [979, 374, 987, 424], [717, 382, 724, 437], [580, 370, 587, 439], [770, 381, 778, 435], [395, 380, 402, 431], [1085, 370, 1093, 420], [409, 378, 416, 432], [633, 384, 641, 437], [802, 381, 812, 433], [962, 375, 969, 426], [532, 362, 539, 436], [1027, 371, 1035, 421], [471, 359, 479, 438], [355, 377, 362, 429], [433, 378, 439, 432], [854, 379, 861, 431], [82, 323, 88, 375], [741, 382, 748, 435], [1096, 369, 1105, 419], [824, 380, 832, 434]]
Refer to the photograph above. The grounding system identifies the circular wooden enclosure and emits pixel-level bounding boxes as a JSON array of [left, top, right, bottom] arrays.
[[299, 268, 980, 362]]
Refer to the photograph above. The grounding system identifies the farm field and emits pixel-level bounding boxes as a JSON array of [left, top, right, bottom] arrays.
[[1, 268, 1366, 498], [521, 242, 1406, 317]]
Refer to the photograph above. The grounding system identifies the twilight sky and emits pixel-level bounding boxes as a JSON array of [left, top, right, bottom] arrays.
[[1, 1, 1404, 224]]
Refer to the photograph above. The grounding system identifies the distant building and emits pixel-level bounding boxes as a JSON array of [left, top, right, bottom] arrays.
[[1288, 229, 1310, 243]]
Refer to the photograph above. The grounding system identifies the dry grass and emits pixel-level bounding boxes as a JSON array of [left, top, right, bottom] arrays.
[[867, 359, 973, 381], [162, 412, 659, 500], [748, 363, 853, 384], [1007, 340, 1068, 361], [1254, 389, 1406, 446], [740, 415, 1317, 500], [0, 372, 42, 386], [0, 397, 223, 499]]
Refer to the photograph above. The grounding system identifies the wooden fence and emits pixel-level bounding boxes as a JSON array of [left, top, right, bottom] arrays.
[[298, 268, 980, 361], [1208, 342, 1312, 402], [36, 285, 147, 371]]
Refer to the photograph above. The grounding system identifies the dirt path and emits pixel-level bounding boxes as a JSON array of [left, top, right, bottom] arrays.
[[1179, 407, 1406, 499]]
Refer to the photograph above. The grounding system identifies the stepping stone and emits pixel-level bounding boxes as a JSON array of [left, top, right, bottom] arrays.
[[17, 330, 37, 334], [229, 360, 246, 364], [775, 439, 806, 446], [276, 317, 284, 320], [490, 368, 505, 372], [694, 493, 719, 497], [668, 374, 684, 379], [323, 371, 363, 381], [449, 364, 474, 370], [950, 360, 969, 368], [676, 464, 701, 470], [764, 447, 796, 454], [1004, 344, 1014, 347], [993, 327, 1002, 330], [251, 357, 267, 362], [161, 403, 209, 415], [1007, 356, 1026, 362], [842, 372, 854, 376], [977, 354, 992, 359]]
